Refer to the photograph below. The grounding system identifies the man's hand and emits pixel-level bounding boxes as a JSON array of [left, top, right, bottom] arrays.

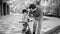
[[29, 14, 34, 18]]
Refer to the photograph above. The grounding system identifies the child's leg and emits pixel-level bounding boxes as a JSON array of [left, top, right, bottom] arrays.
[[22, 27, 26, 34]]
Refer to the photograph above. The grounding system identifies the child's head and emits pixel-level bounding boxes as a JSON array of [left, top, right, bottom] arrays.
[[22, 9, 28, 16], [22, 9, 28, 14]]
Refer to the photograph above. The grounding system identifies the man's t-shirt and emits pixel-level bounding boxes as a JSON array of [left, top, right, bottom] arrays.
[[29, 7, 42, 20], [29, 7, 41, 18]]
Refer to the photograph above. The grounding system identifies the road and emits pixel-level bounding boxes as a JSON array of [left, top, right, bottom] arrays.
[[0, 13, 60, 34]]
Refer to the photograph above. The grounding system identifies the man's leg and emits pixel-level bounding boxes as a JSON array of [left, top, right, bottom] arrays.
[[33, 23, 36, 34], [35, 16, 42, 34], [33, 20, 37, 34]]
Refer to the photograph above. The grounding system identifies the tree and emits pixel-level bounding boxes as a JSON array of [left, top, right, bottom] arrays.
[[52, 0, 60, 16]]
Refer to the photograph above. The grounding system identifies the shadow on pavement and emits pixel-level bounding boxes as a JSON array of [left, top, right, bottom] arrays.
[[46, 15, 60, 18], [43, 18, 49, 21], [0, 31, 5, 34], [44, 25, 60, 34], [46, 15, 57, 17]]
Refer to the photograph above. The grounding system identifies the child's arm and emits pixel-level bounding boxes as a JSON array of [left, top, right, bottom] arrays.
[[19, 21, 24, 23]]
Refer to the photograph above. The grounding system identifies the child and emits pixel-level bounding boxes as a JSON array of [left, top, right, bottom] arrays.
[[22, 9, 29, 22], [22, 9, 33, 23], [22, 9, 32, 34]]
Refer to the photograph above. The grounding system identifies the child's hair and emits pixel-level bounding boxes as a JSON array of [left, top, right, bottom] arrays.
[[22, 9, 28, 13], [29, 4, 36, 9]]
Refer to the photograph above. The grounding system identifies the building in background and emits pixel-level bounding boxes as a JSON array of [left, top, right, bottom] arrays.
[[0, 0, 10, 16], [0, 0, 42, 15]]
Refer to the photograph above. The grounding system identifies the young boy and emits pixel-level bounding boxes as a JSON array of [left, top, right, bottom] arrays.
[[22, 9, 32, 34], [22, 9, 34, 23]]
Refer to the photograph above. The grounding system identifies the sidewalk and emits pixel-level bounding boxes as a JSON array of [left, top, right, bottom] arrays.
[[0, 14, 24, 34], [40, 16, 60, 34], [0, 13, 34, 34]]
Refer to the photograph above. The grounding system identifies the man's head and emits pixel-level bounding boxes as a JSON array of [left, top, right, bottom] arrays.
[[29, 4, 36, 9], [28, 4, 37, 12]]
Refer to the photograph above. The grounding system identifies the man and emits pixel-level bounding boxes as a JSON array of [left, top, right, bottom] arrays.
[[28, 4, 43, 34], [35, 6, 43, 34]]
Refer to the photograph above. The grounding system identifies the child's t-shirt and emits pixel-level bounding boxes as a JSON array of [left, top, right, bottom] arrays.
[[22, 15, 29, 22], [22, 14, 34, 22]]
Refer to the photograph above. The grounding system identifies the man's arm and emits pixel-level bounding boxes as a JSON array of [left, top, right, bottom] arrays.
[[28, 16, 35, 22]]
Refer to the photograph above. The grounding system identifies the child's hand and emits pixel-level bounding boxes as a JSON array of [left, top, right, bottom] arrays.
[[19, 21, 24, 23], [31, 14, 33, 17]]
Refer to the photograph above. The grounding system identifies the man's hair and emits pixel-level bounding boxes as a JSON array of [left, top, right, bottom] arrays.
[[29, 4, 36, 9], [22, 9, 28, 13]]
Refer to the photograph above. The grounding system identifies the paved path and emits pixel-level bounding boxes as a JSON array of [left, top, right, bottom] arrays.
[[41, 16, 60, 34], [0, 13, 34, 34], [0, 14, 22, 34], [0, 13, 60, 34]]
